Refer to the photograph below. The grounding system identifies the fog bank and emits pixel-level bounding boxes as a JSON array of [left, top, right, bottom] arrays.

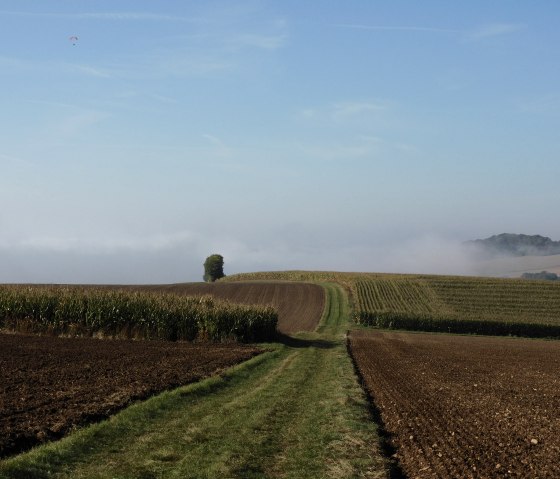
[[0, 232, 491, 284]]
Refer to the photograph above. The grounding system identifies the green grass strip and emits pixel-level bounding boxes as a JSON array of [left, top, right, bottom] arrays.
[[0, 283, 387, 479]]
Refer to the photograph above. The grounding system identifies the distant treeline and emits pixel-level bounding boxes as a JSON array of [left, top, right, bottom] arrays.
[[466, 233, 560, 257], [521, 271, 559, 281]]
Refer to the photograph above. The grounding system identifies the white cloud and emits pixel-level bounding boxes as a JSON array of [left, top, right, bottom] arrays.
[[47, 110, 108, 140], [231, 33, 288, 50], [202, 134, 233, 159], [333, 22, 526, 42], [149, 93, 177, 104], [153, 52, 234, 77], [0, 55, 118, 80], [300, 108, 316, 118], [467, 23, 525, 40], [332, 101, 386, 119], [75, 65, 113, 78], [300, 100, 388, 123]]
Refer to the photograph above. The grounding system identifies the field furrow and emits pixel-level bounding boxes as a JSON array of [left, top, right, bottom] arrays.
[[350, 330, 560, 478], [0, 334, 262, 459]]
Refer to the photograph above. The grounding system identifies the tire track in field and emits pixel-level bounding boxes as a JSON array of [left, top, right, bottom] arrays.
[[1, 283, 388, 479]]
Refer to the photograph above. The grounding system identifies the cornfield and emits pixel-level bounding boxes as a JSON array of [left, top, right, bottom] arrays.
[[0, 286, 277, 342], [224, 271, 560, 338], [352, 276, 560, 337]]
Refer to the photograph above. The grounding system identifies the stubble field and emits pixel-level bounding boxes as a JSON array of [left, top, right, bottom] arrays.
[[349, 330, 560, 478]]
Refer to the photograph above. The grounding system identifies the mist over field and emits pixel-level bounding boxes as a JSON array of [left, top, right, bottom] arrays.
[[0, 230, 496, 283], [1, 2, 559, 284]]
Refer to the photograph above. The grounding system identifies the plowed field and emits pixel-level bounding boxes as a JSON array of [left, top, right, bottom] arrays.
[[131, 281, 325, 333], [349, 330, 560, 478], [0, 333, 261, 458]]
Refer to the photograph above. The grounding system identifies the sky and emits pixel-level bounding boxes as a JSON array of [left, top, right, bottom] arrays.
[[1, 1, 559, 283]]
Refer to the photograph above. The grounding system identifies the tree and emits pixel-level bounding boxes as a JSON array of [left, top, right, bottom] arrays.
[[203, 254, 225, 282]]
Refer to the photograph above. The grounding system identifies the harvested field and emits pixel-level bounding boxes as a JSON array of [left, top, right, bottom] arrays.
[[0, 333, 261, 458], [131, 281, 325, 334], [349, 330, 560, 478]]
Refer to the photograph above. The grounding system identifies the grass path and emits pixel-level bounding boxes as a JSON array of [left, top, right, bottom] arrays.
[[0, 283, 387, 479]]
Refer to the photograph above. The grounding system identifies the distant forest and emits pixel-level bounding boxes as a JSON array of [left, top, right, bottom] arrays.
[[466, 233, 560, 257]]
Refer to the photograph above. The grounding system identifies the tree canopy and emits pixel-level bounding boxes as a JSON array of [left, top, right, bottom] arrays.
[[203, 254, 225, 282]]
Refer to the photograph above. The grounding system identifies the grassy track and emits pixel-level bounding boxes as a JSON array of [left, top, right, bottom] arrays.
[[0, 283, 387, 479]]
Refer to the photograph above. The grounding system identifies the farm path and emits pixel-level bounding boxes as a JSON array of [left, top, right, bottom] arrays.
[[0, 283, 387, 479]]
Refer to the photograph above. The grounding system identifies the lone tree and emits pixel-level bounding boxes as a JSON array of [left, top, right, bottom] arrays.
[[203, 254, 225, 282]]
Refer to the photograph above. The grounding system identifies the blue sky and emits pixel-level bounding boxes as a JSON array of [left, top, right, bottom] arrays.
[[1, 1, 559, 282]]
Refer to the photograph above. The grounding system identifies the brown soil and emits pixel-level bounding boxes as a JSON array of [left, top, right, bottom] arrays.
[[349, 330, 560, 478], [129, 281, 325, 334], [0, 333, 261, 458]]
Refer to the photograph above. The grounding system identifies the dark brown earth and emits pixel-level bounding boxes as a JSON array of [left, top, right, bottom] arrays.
[[349, 330, 560, 479], [128, 281, 325, 334], [0, 333, 261, 458], [0, 281, 323, 458]]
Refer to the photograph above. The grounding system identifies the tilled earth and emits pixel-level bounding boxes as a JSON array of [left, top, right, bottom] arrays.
[[129, 281, 325, 333], [349, 330, 560, 478], [0, 333, 261, 458]]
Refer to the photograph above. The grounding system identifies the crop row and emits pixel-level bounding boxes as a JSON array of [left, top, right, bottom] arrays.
[[352, 277, 560, 337], [354, 310, 560, 338], [0, 286, 277, 342], [354, 279, 438, 314], [223, 271, 560, 337]]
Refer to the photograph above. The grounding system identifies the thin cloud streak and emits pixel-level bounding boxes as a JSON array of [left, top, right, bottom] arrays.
[[75, 65, 113, 78], [0, 10, 195, 22], [334, 22, 526, 41], [0, 56, 119, 79], [332, 101, 386, 119], [467, 23, 525, 40], [300, 100, 388, 123], [231, 33, 288, 50], [332, 24, 461, 34]]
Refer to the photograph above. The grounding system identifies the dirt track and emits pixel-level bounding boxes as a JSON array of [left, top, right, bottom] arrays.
[[0, 333, 261, 458], [131, 281, 325, 333], [349, 330, 560, 478]]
